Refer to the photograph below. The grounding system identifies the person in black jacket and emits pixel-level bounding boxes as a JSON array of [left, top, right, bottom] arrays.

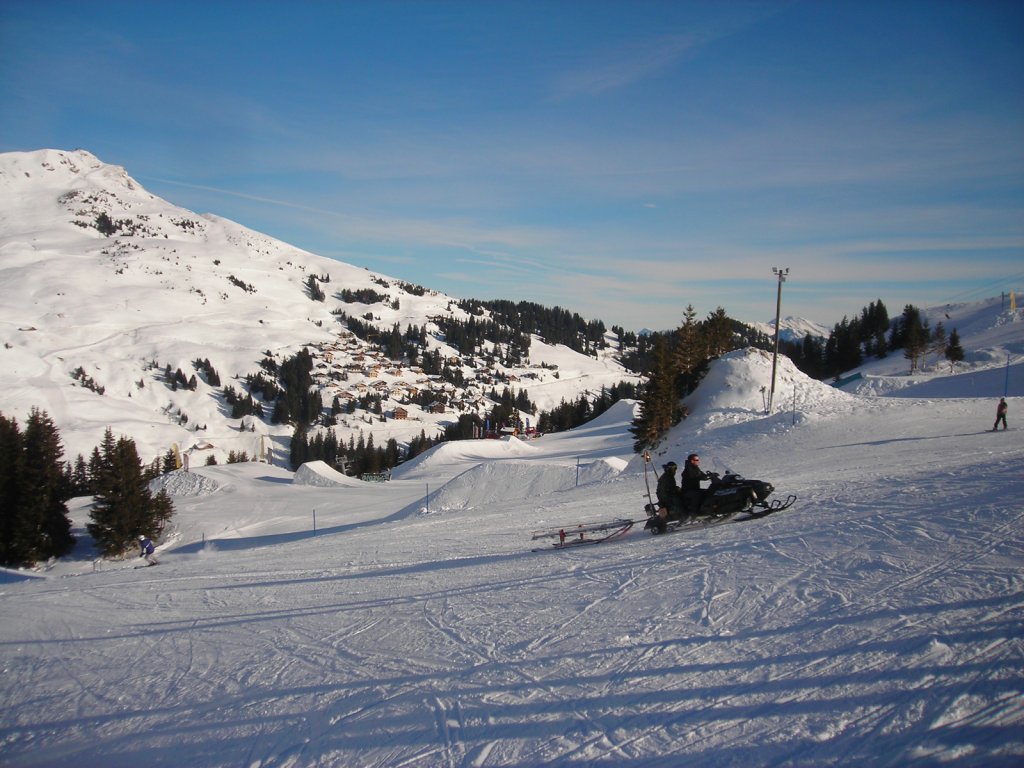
[[656, 462, 682, 520], [680, 453, 710, 516]]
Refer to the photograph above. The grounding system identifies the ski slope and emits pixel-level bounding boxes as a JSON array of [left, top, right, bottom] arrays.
[[1, 301, 1022, 767]]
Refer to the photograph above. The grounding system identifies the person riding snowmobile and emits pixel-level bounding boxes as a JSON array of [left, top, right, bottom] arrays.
[[680, 453, 710, 516]]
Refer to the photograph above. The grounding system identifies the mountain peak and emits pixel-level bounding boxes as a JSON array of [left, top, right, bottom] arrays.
[[0, 148, 640, 464]]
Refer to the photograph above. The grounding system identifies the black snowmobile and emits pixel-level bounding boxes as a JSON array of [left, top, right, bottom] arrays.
[[644, 471, 795, 534]]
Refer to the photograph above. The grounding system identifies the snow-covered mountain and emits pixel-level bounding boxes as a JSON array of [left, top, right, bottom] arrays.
[[750, 314, 831, 343], [0, 149, 641, 465]]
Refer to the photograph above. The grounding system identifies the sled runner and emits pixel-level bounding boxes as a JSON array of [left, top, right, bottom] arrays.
[[531, 518, 634, 551]]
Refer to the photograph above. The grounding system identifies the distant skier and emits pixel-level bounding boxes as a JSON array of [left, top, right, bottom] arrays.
[[993, 398, 1008, 431], [138, 535, 158, 566], [680, 453, 710, 516]]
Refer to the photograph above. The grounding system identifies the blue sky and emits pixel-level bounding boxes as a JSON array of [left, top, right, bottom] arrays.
[[2, 0, 1022, 332]]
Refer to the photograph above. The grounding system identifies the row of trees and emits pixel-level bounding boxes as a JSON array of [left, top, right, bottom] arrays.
[[474, 299, 608, 356], [290, 427, 405, 477], [1, 410, 174, 567], [779, 300, 964, 379]]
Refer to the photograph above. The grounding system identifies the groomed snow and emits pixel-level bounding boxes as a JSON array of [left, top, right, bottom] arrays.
[[1, 300, 1022, 767]]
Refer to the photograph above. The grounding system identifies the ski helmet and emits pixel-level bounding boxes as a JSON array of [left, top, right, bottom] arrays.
[[138, 535, 145, 541], [663, 461, 677, 471]]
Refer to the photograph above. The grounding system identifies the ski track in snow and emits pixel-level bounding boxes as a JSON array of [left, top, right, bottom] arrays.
[[3, 345, 1024, 765]]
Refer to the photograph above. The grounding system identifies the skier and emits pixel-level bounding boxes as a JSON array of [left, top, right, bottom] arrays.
[[993, 398, 1008, 431], [656, 461, 682, 520], [680, 453, 710, 516], [138, 535, 158, 566]]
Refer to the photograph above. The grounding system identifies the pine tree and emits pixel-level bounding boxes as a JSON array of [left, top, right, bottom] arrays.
[[945, 328, 965, 371], [630, 335, 679, 452], [674, 305, 705, 397], [70, 454, 90, 495], [901, 306, 930, 373], [0, 413, 26, 565], [928, 322, 947, 368], [704, 307, 734, 359], [21, 408, 74, 560], [162, 448, 179, 474], [0, 409, 73, 565], [87, 431, 173, 557]]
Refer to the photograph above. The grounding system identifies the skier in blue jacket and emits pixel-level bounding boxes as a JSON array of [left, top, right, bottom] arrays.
[[138, 535, 158, 566]]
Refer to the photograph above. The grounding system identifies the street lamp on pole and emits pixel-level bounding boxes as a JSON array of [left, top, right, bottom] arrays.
[[769, 267, 789, 412]]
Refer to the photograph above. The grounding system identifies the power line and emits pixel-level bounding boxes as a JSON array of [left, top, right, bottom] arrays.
[[940, 271, 1024, 304]]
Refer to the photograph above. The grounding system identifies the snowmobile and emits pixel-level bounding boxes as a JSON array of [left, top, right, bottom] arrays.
[[643, 471, 796, 534], [529, 457, 796, 549]]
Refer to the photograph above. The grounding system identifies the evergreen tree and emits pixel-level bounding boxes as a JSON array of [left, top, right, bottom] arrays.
[[0, 413, 25, 565], [0, 409, 74, 565], [704, 307, 734, 358], [289, 426, 309, 469], [162, 448, 179, 474], [673, 305, 705, 397], [21, 408, 74, 560], [87, 430, 174, 557], [945, 328, 965, 371], [929, 322, 947, 367], [800, 333, 826, 378], [630, 335, 680, 451], [899, 305, 930, 373], [306, 274, 326, 301], [70, 454, 90, 496]]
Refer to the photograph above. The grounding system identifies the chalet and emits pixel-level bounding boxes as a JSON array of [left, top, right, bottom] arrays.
[[393, 406, 409, 420]]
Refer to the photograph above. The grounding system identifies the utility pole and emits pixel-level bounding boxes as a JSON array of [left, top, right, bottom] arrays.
[[769, 267, 789, 412]]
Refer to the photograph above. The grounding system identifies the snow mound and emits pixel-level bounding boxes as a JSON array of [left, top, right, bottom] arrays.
[[392, 434, 538, 481], [565, 399, 641, 437], [687, 347, 853, 418], [150, 469, 221, 498], [293, 460, 362, 487], [426, 457, 623, 512]]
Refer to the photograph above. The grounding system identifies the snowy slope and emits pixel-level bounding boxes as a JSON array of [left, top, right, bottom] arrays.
[[839, 297, 1024, 398], [750, 315, 831, 343], [1, 303, 1021, 766], [0, 149, 639, 465]]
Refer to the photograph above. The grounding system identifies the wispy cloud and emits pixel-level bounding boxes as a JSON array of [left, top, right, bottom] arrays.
[[551, 34, 699, 99], [549, 5, 786, 101]]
